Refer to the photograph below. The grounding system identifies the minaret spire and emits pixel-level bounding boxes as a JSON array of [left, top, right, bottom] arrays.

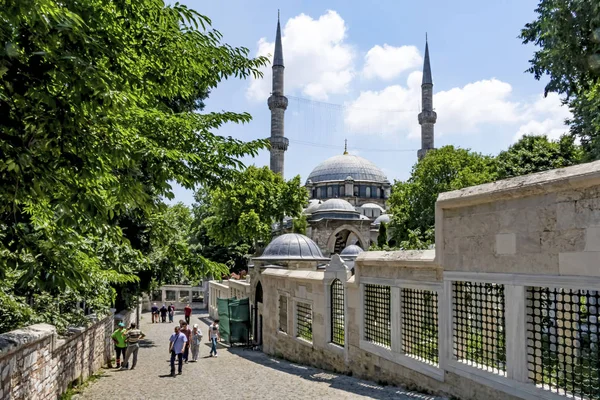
[[268, 11, 288, 175], [343, 139, 348, 155], [417, 35, 437, 160]]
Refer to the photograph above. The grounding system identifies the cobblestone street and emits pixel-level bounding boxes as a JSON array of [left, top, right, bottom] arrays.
[[79, 312, 445, 400]]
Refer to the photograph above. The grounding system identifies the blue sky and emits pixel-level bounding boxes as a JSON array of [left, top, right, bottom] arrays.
[[169, 0, 568, 205]]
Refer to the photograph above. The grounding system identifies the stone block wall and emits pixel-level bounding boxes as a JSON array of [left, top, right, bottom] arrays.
[[0, 310, 132, 400]]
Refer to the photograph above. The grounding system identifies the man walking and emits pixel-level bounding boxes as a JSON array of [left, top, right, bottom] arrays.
[[184, 303, 192, 325], [160, 304, 168, 323], [111, 322, 127, 368], [151, 303, 159, 323], [122, 323, 145, 370], [209, 319, 220, 357], [179, 321, 192, 363], [168, 303, 175, 323], [169, 326, 187, 376]]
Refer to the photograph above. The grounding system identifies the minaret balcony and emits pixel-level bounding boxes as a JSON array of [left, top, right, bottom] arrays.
[[268, 94, 288, 110], [418, 110, 437, 124], [269, 136, 289, 151]]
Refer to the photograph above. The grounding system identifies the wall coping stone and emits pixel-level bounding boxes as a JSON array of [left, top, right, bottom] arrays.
[[261, 269, 325, 281], [355, 250, 437, 268], [0, 323, 56, 357], [437, 160, 600, 208]]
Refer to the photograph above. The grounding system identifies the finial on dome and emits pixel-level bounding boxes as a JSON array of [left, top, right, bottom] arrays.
[[343, 139, 348, 155]]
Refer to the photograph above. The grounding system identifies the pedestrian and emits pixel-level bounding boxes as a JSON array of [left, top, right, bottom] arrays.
[[160, 304, 168, 323], [122, 323, 145, 370], [111, 322, 128, 368], [184, 303, 192, 325], [169, 326, 187, 377], [209, 319, 220, 357], [168, 303, 175, 323], [179, 321, 192, 363], [190, 324, 203, 362], [151, 303, 159, 323]]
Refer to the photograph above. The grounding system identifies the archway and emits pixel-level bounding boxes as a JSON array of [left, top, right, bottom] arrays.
[[253, 281, 263, 346], [326, 225, 368, 254]]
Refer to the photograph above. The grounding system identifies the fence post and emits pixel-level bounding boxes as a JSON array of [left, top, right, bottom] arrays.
[[505, 285, 528, 382]]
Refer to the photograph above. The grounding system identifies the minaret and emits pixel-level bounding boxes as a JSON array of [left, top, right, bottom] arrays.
[[268, 11, 289, 175], [417, 35, 437, 160]]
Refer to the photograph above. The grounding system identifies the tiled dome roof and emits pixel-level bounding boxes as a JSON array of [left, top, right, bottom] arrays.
[[254, 234, 329, 261], [316, 199, 356, 213], [307, 154, 388, 184]]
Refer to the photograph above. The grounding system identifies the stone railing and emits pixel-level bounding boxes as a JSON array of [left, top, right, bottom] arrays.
[[0, 310, 132, 400]]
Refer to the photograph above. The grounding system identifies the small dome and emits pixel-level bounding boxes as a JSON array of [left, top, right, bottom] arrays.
[[340, 244, 364, 257], [304, 199, 322, 215], [360, 203, 385, 211], [306, 154, 388, 184], [255, 233, 329, 261], [373, 214, 391, 226], [316, 199, 356, 213]]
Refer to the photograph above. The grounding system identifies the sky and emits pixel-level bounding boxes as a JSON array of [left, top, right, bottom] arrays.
[[168, 0, 568, 206]]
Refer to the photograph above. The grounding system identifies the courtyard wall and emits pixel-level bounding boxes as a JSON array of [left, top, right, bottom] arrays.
[[0, 310, 133, 400], [246, 160, 600, 400]]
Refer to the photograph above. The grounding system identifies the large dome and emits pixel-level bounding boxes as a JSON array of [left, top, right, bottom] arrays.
[[316, 199, 356, 213], [254, 233, 329, 261], [306, 154, 388, 184]]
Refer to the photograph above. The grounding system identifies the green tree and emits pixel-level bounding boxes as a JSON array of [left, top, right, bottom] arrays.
[[496, 134, 583, 179], [204, 166, 308, 248], [0, 1, 267, 331], [388, 146, 497, 246], [520, 0, 600, 159], [377, 223, 388, 247], [292, 214, 308, 235]]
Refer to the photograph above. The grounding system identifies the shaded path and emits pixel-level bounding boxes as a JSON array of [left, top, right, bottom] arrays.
[[80, 312, 445, 400]]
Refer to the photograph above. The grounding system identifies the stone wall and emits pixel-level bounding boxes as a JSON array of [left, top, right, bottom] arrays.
[[0, 310, 132, 400], [250, 161, 600, 400]]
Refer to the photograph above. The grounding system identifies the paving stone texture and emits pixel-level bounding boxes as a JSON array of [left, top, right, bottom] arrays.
[[80, 312, 446, 400]]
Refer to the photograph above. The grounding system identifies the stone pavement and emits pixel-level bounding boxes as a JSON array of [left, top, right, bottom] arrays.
[[80, 312, 446, 400]]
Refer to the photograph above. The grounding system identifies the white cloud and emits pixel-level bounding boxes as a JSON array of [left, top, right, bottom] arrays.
[[344, 73, 571, 141], [362, 44, 422, 80], [513, 93, 571, 141], [246, 11, 355, 102]]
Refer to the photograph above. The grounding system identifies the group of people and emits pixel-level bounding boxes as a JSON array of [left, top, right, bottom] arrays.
[[151, 302, 193, 324], [169, 319, 220, 377], [111, 322, 146, 370]]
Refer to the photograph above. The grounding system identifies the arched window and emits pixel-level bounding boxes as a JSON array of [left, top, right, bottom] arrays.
[[327, 186, 333, 198], [330, 279, 345, 346], [366, 187, 371, 198], [339, 186, 345, 197]]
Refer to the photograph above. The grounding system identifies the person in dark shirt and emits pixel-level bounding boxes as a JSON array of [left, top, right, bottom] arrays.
[[160, 304, 168, 323], [168, 303, 175, 323], [179, 321, 192, 363], [151, 303, 159, 323]]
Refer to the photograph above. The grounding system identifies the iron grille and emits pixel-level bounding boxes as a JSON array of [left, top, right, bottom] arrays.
[[527, 287, 600, 399], [331, 279, 345, 346], [402, 288, 439, 365], [364, 284, 391, 348], [452, 281, 506, 374], [296, 302, 313, 342], [279, 295, 288, 333]]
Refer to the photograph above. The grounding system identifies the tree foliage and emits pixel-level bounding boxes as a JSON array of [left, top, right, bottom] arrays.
[[204, 166, 308, 247], [520, 0, 600, 159], [0, 0, 267, 331], [377, 223, 388, 248], [496, 134, 583, 179], [388, 146, 497, 246]]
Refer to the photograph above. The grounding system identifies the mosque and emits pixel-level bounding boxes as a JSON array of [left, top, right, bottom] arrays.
[[266, 15, 436, 256]]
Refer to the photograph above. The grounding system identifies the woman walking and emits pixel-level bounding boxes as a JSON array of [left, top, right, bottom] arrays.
[[209, 319, 220, 357], [190, 324, 203, 362]]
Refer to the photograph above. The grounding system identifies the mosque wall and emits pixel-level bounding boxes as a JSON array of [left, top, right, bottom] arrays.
[[244, 161, 600, 400]]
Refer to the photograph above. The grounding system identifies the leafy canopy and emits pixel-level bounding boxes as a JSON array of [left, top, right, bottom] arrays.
[[520, 0, 600, 159], [388, 146, 497, 246], [204, 166, 309, 246], [496, 134, 583, 179], [0, 0, 267, 330]]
